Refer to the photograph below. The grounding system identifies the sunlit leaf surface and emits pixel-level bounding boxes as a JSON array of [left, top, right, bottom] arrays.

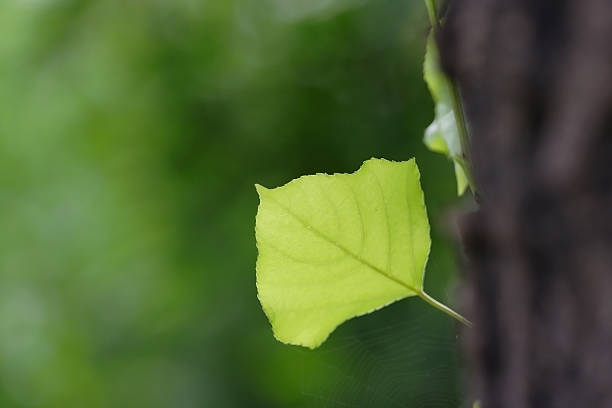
[[255, 158, 431, 348]]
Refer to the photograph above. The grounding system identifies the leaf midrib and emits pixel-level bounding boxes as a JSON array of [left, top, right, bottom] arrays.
[[265, 193, 421, 295]]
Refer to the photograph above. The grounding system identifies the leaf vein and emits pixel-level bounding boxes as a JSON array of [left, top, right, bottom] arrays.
[[266, 194, 418, 294]]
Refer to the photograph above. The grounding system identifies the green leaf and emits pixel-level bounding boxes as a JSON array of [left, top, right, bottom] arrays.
[[255, 158, 431, 348], [423, 34, 468, 195]]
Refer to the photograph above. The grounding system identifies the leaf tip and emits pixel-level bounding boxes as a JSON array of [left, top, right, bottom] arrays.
[[254, 183, 268, 196], [267, 319, 328, 350]]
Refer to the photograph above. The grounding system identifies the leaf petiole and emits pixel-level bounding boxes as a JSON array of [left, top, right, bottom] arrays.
[[417, 290, 473, 327]]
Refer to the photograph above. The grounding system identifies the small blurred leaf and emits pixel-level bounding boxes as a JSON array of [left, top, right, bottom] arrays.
[[255, 158, 431, 348], [423, 34, 468, 195]]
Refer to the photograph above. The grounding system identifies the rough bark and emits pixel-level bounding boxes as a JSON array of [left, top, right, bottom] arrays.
[[439, 1, 612, 407]]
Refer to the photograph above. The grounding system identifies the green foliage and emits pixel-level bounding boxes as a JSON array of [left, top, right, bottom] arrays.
[[255, 158, 431, 348], [423, 34, 469, 195]]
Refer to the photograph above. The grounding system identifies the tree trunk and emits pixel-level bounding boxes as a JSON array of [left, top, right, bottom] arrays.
[[439, 1, 612, 407]]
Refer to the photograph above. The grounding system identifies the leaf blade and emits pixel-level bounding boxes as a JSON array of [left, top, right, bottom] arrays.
[[255, 158, 431, 348], [423, 34, 468, 195]]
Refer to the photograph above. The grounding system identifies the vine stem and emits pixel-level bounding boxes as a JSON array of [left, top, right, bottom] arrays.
[[424, 0, 441, 30], [423, 0, 477, 194], [419, 0, 475, 329], [417, 290, 473, 327]]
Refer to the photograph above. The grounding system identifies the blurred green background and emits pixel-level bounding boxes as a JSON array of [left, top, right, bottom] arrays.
[[0, 0, 467, 406]]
